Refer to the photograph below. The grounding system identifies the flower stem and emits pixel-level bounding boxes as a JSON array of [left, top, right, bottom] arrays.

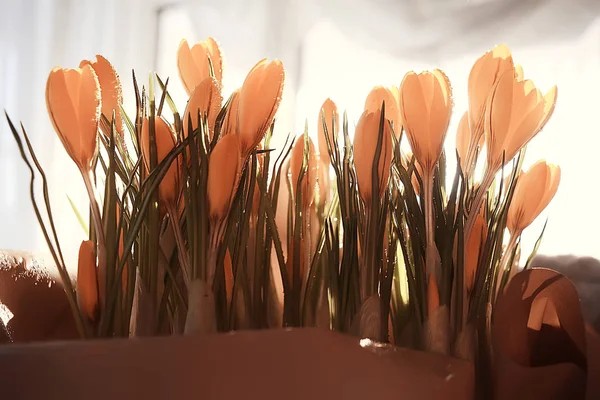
[[464, 171, 494, 244], [493, 233, 519, 301], [167, 203, 191, 289], [423, 173, 439, 279], [81, 169, 107, 308]]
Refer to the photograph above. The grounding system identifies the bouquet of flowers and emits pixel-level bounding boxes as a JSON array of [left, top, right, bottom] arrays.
[[5, 37, 596, 398]]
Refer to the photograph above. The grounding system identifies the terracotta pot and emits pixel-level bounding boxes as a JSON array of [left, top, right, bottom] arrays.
[[0, 328, 474, 399]]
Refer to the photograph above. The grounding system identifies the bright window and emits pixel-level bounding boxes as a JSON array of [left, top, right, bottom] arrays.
[[155, 6, 600, 259]]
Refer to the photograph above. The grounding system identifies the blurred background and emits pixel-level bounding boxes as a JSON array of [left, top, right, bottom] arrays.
[[1, 0, 600, 270]]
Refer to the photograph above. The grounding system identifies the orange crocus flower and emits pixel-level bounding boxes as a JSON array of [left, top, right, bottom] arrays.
[[77, 240, 99, 321], [353, 109, 393, 207], [182, 76, 223, 140], [177, 37, 223, 95], [507, 160, 561, 235], [399, 69, 452, 174], [484, 70, 557, 174], [79, 55, 123, 135], [237, 59, 285, 158], [467, 44, 514, 161], [46, 65, 101, 172], [207, 134, 241, 223], [365, 86, 402, 136]]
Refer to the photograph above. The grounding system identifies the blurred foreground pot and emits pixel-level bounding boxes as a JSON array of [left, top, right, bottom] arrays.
[[0, 250, 78, 342], [0, 328, 474, 399], [493, 267, 600, 400], [2, 250, 599, 399]]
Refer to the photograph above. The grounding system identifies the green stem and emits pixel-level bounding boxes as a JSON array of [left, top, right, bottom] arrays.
[[464, 171, 494, 245], [167, 204, 191, 288], [82, 169, 107, 308], [493, 233, 519, 301], [423, 173, 438, 279]]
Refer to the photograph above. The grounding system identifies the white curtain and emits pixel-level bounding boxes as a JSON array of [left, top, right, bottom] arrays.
[[0, 0, 158, 270]]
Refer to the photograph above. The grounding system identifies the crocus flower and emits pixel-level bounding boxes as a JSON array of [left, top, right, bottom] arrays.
[[237, 59, 285, 158], [46, 64, 101, 172], [507, 160, 561, 235], [177, 37, 223, 95], [353, 109, 393, 207], [365, 86, 402, 136], [207, 134, 241, 223], [485, 70, 557, 173], [399, 69, 452, 174], [467, 44, 514, 160], [182, 76, 223, 140], [77, 240, 98, 321], [400, 69, 451, 278], [79, 55, 123, 135]]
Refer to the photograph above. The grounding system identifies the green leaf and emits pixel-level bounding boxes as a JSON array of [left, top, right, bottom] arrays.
[[524, 219, 548, 270], [67, 195, 89, 236]]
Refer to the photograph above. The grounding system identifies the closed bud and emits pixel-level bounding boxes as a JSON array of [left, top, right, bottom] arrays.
[[468, 44, 514, 155], [237, 59, 285, 157], [207, 134, 241, 222], [177, 37, 223, 95], [365, 86, 402, 136], [353, 109, 393, 207], [183, 76, 223, 140], [507, 160, 561, 235], [399, 69, 453, 173], [77, 240, 99, 321], [46, 65, 101, 172]]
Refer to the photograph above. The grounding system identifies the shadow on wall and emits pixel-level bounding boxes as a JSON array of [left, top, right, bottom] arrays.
[[532, 254, 600, 333]]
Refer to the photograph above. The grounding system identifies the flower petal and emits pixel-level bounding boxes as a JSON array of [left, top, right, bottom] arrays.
[[221, 89, 240, 136], [485, 69, 516, 169], [353, 109, 393, 206], [80, 55, 123, 135], [237, 59, 285, 157], [208, 134, 241, 221], [46, 65, 100, 171], [365, 86, 401, 135], [183, 76, 223, 140]]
